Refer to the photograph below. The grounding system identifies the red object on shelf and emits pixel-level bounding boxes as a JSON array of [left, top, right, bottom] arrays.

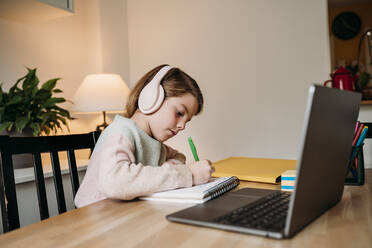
[[324, 66, 357, 91]]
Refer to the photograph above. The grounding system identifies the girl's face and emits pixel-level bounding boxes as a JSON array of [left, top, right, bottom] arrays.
[[148, 93, 199, 142]]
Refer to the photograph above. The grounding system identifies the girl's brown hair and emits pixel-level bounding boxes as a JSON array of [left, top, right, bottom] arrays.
[[124, 64, 204, 118]]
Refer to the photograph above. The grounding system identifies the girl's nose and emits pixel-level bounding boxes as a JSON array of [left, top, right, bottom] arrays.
[[177, 121, 186, 131]]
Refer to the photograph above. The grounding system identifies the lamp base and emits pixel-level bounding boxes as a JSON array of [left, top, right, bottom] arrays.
[[96, 111, 109, 131]]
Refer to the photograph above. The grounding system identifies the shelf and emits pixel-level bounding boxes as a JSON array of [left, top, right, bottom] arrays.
[[361, 100, 372, 105]]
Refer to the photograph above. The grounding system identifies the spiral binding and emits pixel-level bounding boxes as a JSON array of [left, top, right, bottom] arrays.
[[205, 176, 240, 200]]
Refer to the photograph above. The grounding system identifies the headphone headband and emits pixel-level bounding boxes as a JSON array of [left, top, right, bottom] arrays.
[[149, 66, 172, 86]]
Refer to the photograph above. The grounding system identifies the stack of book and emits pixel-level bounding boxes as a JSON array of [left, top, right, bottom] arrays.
[[281, 170, 296, 192]]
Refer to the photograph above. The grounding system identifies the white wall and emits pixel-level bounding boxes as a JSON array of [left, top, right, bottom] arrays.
[[2, 0, 369, 167], [0, 0, 101, 96], [127, 0, 333, 164], [98, 0, 130, 81], [0, 0, 130, 134]]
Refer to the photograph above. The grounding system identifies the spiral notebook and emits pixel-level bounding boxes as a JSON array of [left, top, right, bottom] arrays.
[[140, 176, 240, 204]]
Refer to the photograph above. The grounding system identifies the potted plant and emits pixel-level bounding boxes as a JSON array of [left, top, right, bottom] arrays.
[[0, 68, 72, 136], [345, 63, 371, 96], [0, 68, 73, 168]]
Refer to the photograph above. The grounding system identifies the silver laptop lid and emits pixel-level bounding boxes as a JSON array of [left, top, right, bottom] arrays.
[[285, 85, 361, 237]]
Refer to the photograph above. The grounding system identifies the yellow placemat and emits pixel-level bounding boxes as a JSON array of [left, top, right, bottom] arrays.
[[212, 157, 297, 184]]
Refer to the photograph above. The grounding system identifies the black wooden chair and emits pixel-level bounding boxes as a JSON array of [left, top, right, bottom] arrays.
[[0, 131, 100, 233]]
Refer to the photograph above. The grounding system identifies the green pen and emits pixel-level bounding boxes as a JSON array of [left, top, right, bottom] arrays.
[[188, 137, 199, 161]]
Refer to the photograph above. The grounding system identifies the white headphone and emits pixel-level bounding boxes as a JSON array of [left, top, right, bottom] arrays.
[[138, 65, 173, 114]]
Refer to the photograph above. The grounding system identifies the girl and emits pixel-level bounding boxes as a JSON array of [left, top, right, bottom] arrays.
[[75, 65, 214, 207]]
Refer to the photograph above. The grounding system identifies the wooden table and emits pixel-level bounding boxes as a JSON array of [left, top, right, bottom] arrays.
[[0, 170, 371, 248]]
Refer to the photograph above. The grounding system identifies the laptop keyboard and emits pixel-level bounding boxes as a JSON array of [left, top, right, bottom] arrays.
[[214, 191, 291, 232]]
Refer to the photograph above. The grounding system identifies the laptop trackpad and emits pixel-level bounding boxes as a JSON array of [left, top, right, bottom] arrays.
[[207, 188, 277, 211], [167, 188, 277, 222]]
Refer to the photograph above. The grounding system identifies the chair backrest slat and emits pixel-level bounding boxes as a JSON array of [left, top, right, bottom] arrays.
[[0, 163, 8, 231], [0, 131, 100, 232], [33, 152, 49, 220], [50, 151, 67, 214], [0, 171, 8, 232], [92, 131, 100, 145], [67, 149, 79, 197], [0, 136, 20, 232]]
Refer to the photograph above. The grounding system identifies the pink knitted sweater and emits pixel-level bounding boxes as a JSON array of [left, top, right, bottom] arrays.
[[74, 116, 193, 208]]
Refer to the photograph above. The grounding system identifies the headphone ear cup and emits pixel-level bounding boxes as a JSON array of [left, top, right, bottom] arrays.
[[138, 66, 172, 114], [149, 85, 164, 113], [138, 83, 164, 114]]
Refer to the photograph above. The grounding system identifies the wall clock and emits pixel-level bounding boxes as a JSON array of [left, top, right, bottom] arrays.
[[332, 11, 362, 40]]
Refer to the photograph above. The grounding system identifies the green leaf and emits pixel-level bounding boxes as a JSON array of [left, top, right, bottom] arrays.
[[57, 116, 67, 125], [9, 74, 26, 96], [7, 122, 13, 132], [44, 97, 66, 108], [31, 85, 38, 97], [35, 89, 52, 101], [15, 116, 29, 132], [0, 121, 12, 132], [52, 106, 71, 118], [53, 89, 63, 93], [41, 78, 60, 91], [6, 95, 23, 105], [22, 68, 39, 91], [9, 82, 21, 96], [29, 123, 40, 136], [43, 125, 51, 135], [0, 87, 3, 103], [0, 107, 4, 122]]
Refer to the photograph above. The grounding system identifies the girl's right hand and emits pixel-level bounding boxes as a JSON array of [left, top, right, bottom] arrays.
[[187, 160, 215, 185]]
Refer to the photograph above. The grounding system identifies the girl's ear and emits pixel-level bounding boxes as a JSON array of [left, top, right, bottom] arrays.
[[138, 66, 172, 114]]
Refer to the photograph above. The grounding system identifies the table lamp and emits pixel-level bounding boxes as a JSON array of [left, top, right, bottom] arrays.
[[72, 74, 130, 131]]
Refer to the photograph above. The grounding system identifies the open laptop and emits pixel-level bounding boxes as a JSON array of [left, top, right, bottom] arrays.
[[167, 85, 361, 239]]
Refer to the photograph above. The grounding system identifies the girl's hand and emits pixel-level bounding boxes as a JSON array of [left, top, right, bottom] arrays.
[[187, 159, 215, 185]]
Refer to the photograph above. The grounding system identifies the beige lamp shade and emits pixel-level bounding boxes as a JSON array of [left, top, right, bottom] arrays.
[[72, 74, 130, 113]]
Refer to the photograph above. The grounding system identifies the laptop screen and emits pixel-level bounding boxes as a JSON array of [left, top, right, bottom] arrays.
[[285, 85, 361, 237]]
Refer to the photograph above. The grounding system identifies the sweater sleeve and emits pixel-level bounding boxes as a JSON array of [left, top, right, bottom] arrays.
[[96, 134, 193, 200], [163, 144, 186, 165]]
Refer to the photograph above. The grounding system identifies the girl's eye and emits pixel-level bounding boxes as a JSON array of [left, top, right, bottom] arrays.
[[176, 111, 183, 117]]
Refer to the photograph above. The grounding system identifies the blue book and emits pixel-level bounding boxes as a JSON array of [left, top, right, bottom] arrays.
[[281, 185, 295, 190], [281, 170, 296, 192]]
